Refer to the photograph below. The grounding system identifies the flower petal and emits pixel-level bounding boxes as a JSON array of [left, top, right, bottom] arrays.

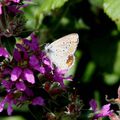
[[0, 4, 2, 15], [7, 104, 13, 115], [13, 49, 21, 61], [24, 69, 35, 84], [0, 47, 9, 58], [16, 81, 26, 91], [0, 100, 5, 112], [29, 55, 39, 67], [32, 97, 44, 106], [34, 66, 45, 74], [11, 67, 22, 81], [12, 0, 20, 3], [89, 99, 97, 111], [30, 33, 39, 50], [43, 57, 51, 66], [100, 104, 111, 116], [2, 80, 13, 91]]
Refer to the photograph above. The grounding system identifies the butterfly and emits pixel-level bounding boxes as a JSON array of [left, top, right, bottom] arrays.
[[45, 33, 79, 70]]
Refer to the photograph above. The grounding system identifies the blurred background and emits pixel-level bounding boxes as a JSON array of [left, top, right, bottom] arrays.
[[1, 0, 120, 119]]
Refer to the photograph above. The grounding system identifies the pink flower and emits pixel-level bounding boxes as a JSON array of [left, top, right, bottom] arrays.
[[32, 97, 44, 106], [89, 99, 113, 119], [0, 47, 9, 58], [95, 104, 112, 118], [0, 4, 2, 14], [12, 0, 20, 2], [23, 68, 35, 84], [0, 93, 15, 115], [11, 67, 22, 81], [16, 81, 26, 91]]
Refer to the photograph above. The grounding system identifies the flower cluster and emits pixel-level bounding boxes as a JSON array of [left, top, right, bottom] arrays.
[[0, 0, 119, 119], [89, 99, 113, 119], [0, 33, 70, 115], [0, 0, 20, 15], [0, 0, 72, 116], [0, 0, 26, 37]]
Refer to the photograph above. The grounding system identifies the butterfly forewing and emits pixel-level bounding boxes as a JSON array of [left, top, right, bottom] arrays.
[[49, 33, 79, 54]]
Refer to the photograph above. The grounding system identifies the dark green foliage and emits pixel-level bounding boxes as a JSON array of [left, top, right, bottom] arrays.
[[1, 36, 16, 55]]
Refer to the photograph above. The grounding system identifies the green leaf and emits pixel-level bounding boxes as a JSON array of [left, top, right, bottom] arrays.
[[24, 0, 68, 29], [103, 0, 120, 30], [1, 36, 16, 55], [0, 116, 25, 120], [82, 61, 96, 83], [113, 41, 120, 75], [104, 73, 119, 85], [38, 0, 68, 13]]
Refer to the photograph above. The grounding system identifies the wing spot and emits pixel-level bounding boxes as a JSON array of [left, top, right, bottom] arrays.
[[66, 55, 74, 67]]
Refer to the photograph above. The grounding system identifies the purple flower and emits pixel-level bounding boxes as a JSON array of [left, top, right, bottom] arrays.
[[53, 68, 69, 87], [89, 99, 113, 119], [0, 47, 9, 58], [13, 49, 21, 61], [11, 67, 35, 84], [23, 33, 39, 51], [30, 33, 39, 51], [0, 99, 14, 115], [7, 104, 13, 115], [2, 80, 13, 92], [0, 93, 15, 115], [89, 99, 97, 111], [8, 4, 24, 14], [29, 55, 45, 74], [34, 66, 45, 74], [29, 52, 52, 74], [42, 56, 53, 73], [16, 81, 26, 91], [29, 55, 39, 67], [23, 68, 35, 84], [32, 97, 44, 106], [11, 67, 22, 81], [0, 0, 20, 15], [12, 0, 20, 3], [95, 104, 112, 118], [42, 56, 52, 67], [0, 100, 5, 112], [0, 4, 2, 14], [0, 33, 71, 115]]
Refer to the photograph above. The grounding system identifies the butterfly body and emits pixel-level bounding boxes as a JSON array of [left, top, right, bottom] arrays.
[[45, 33, 79, 70]]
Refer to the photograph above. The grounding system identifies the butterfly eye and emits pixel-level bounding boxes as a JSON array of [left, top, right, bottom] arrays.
[[46, 47, 53, 53]]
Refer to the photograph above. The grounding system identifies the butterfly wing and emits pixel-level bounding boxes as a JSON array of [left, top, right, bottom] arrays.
[[45, 33, 79, 70]]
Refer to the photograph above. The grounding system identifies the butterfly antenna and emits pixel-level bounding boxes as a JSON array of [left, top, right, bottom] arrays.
[[40, 43, 47, 47]]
